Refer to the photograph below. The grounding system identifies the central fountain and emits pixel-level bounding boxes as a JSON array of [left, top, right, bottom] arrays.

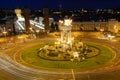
[[38, 17, 99, 61], [59, 17, 73, 46], [57, 17, 82, 58]]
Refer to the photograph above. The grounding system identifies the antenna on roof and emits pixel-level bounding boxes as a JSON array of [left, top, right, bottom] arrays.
[[59, 0, 62, 11]]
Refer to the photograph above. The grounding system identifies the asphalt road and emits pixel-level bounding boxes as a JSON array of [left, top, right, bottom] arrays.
[[0, 37, 120, 80]]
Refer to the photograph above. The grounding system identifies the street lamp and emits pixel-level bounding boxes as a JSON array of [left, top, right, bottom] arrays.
[[29, 27, 33, 39], [36, 29, 40, 37], [3, 31, 7, 40], [100, 28, 104, 35], [2, 30, 7, 49]]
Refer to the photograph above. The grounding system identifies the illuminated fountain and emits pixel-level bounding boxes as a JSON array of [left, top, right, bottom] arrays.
[[58, 17, 73, 49], [38, 18, 99, 61], [59, 18, 72, 44]]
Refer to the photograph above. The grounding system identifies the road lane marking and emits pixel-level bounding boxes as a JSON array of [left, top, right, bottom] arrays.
[[71, 69, 75, 80]]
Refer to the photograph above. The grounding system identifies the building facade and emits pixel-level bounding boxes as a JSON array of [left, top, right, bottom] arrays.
[[72, 19, 120, 33]]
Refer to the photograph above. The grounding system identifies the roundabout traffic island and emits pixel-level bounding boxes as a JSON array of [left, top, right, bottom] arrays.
[[37, 42, 100, 61], [21, 41, 115, 70]]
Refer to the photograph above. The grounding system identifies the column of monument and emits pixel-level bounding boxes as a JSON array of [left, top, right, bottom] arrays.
[[43, 7, 50, 33], [23, 7, 30, 33]]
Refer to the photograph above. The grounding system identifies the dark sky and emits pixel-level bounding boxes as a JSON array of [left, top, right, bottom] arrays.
[[0, 0, 120, 10]]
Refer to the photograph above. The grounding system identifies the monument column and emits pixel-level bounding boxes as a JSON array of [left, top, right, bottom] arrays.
[[23, 7, 30, 33], [43, 7, 49, 33]]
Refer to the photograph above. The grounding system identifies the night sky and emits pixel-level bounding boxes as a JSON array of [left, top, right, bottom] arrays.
[[0, 0, 120, 10]]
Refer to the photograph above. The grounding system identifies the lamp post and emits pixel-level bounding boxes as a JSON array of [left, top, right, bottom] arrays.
[[2, 28, 7, 49], [3, 31, 7, 39], [29, 27, 32, 39], [100, 28, 104, 35], [36, 29, 40, 37]]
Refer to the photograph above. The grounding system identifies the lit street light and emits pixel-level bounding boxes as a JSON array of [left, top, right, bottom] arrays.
[[100, 28, 104, 35], [36, 29, 40, 37], [29, 27, 33, 39], [2, 30, 7, 49]]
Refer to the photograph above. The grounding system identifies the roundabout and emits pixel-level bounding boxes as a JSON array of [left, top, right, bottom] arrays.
[[0, 36, 120, 80], [21, 40, 115, 69], [18, 18, 116, 71]]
